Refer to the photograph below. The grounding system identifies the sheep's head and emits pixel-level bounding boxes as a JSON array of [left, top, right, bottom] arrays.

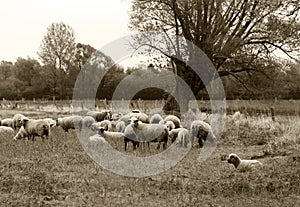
[[227, 153, 241, 168], [130, 117, 139, 127], [97, 127, 106, 135], [21, 117, 30, 128]]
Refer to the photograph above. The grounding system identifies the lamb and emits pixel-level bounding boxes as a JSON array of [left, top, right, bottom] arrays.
[[1, 118, 13, 128], [12, 113, 26, 130], [0, 126, 14, 134], [150, 114, 164, 124], [131, 117, 169, 150], [176, 128, 190, 148], [57, 116, 83, 132], [82, 116, 96, 129], [43, 118, 56, 127], [88, 134, 107, 143], [13, 117, 50, 141], [190, 120, 216, 148], [164, 115, 181, 128], [227, 153, 263, 172]]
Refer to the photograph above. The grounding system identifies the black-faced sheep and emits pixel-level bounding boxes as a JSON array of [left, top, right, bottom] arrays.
[[227, 153, 263, 172], [87, 110, 111, 122], [164, 115, 181, 128], [131, 117, 169, 150], [57, 116, 83, 132], [12, 113, 26, 130], [14, 117, 50, 141], [1, 118, 13, 128], [190, 120, 216, 148]]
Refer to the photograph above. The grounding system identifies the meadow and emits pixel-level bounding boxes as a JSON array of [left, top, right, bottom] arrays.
[[0, 99, 299, 206]]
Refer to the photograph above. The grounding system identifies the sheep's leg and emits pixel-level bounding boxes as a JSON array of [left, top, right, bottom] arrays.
[[156, 142, 161, 150], [124, 140, 127, 151], [198, 138, 204, 148]]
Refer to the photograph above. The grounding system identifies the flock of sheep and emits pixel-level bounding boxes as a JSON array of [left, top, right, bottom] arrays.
[[0, 109, 263, 172]]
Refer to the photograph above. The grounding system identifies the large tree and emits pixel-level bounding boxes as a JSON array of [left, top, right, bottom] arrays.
[[38, 22, 77, 98], [129, 0, 300, 112]]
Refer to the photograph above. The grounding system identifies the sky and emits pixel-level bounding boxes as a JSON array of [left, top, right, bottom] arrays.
[[0, 0, 133, 64]]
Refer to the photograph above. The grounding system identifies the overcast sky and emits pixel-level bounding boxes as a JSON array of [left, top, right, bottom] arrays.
[[0, 0, 132, 63]]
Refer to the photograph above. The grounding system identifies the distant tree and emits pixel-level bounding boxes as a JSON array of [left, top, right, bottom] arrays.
[[0, 61, 13, 80], [129, 0, 300, 112], [13, 57, 41, 86]]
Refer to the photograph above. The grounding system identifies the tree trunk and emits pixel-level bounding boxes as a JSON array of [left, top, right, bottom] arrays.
[[162, 60, 207, 115]]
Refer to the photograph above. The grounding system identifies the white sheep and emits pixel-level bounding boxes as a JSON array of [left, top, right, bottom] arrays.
[[130, 112, 150, 123], [168, 128, 184, 143], [12, 113, 26, 130], [0, 126, 14, 134], [57, 116, 83, 132], [1, 118, 13, 128], [116, 121, 126, 133], [91, 120, 112, 131], [82, 116, 96, 129], [165, 120, 176, 131], [150, 114, 164, 124], [176, 128, 190, 148], [89, 134, 107, 143], [14, 117, 50, 141], [190, 120, 216, 148], [227, 153, 263, 172], [164, 115, 181, 128], [131, 117, 169, 150], [98, 127, 125, 140], [43, 118, 56, 127], [124, 123, 139, 151]]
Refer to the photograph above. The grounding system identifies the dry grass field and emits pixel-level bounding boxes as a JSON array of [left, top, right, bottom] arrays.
[[0, 100, 299, 206]]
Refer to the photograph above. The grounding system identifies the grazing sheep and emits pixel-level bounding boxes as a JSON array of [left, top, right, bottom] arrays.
[[190, 120, 216, 148], [227, 153, 263, 172], [14, 117, 50, 141], [43, 118, 56, 127], [12, 113, 26, 130], [169, 128, 184, 143], [164, 115, 181, 128], [0, 126, 14, 134], [82, 116, 96, 129], [1, 118, 13, 128], [57, 116, 83, 132], [87, 110, 111, 122], [150, 114, 164, 124], [131, 117, 169, 150], [176, 128, 190, 148], [98, 127, 125, 140], [124, 123, 139, 151], [116, 121, 126, 133]]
